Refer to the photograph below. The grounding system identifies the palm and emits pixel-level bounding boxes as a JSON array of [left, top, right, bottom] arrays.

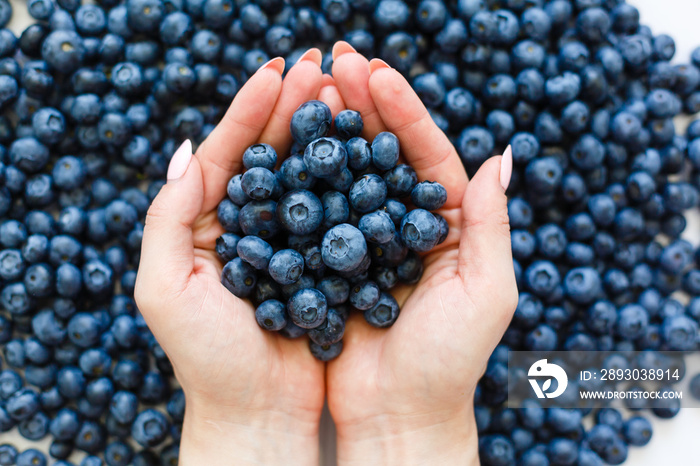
[[328, 223, 494, 424], [179, 209, 325, 414], [324, 47, 518, 431], [137, 55, 330, 424], [157, 232, 325, 417]]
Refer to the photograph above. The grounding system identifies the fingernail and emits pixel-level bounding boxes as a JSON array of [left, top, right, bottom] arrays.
[[258, 57, 285, 75], [368, 58, 391, 74], [167, 139, 193, 182], [298, 48, 322, 66], [500, 145, 512, 192], [332, 41, 356, 60]]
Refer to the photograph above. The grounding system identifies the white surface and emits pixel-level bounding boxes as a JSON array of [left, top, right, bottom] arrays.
[[3, 0, 700, 465]]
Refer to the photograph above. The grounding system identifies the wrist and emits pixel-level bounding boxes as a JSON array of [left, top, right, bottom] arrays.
[[180, 396, 320, 466], [335, 407, 479, 466]]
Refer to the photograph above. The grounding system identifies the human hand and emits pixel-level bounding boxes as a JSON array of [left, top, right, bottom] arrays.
[[134, 50, 329, 466], [325, 43, 519, 465]]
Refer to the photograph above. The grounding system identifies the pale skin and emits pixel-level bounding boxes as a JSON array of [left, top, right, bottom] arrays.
[[135, 42, 517, 465]]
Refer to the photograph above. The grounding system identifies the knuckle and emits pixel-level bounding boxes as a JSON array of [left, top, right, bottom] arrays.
[[133, 272, 154, 311], [465, 204, 511, 239], [504, 285, 519, 317], [144, 196, 170, 228]]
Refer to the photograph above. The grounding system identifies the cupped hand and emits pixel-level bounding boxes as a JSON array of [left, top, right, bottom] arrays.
[[325, 43, 519, 465], [134, 50, 328, 465]]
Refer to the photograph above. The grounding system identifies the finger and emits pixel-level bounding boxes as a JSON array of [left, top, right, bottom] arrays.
[[368, 61, 468, 209], [196, 58, 285, 212], [331, 42, 387, 140], [317, 75, 346, 120], [258, 48, 324, 156], [457, 148, 517, 326], [137, 140, 204, 309]]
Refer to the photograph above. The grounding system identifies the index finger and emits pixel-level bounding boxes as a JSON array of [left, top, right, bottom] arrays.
[[195, 58, 285, 213]]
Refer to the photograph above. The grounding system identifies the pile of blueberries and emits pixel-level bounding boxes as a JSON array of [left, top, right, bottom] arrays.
[[0, 0, 698, 462], [217, 101, 447, 361]]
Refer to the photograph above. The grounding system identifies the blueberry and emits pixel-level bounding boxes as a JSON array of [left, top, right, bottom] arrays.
[[616, 304, 649, 340], [79, 348, 111, 378], [75, 4, 106, 36], [217, 199, 241, 234], [358, 210, 395, 244], [325, 165, 352, 192], [279, 155, 316, 191], [659, 239, 693, 274], [661, 315, 698, 350], [485, 109, 515, 144], [160, 11, 192, 45], [479, 435, 515, 466], [202, 0, 235, 29], [563, 267, 602, 304], [268, 249, 304, 286], [316, 276, 349, 306], [348, 280, 380, 310], [41, 30, 85, 74], [6, 388, 40, 421], [345, 137, 372, 171], [370, 232, 408, 267], [410, 181, 447, 210], [0, 249, 24, 281], [16, 450, 46, 466], [276, 189, 323, 235], [397, 251, 423, 284], [126, 0, 164, 32], [547, 438, 578, 466], [371, 132, 399, 171], [373, 0, 410, 31], [308, 307, 345, 345], [308, 339, 343, 361], [236, 236, 273, 270], [0, 370, 22, 400], [238, 199, 279, 239], [241, 167, 276, 200], [321, 223, 368, 272], [255, 299, 287, 331], [243, 143, 277, 170], [621, 416, 652, 447], [131, 409, 169, 448], [0, 445, 17, 465], [221, 257, 257, 298], [321, 191, 349, 229], [372, 266, 398, 290], [298, 243, 323, 272], [400, 208, 440, 252], [511, 231, 535, 261], [104, 441, 133, 466], [287, 288, 327, 329], [290, 100, 332, 147], [110, 390, 138, 424], [457, 126, 494, 169], [414, 73, 446, 108], [332, 110, 362, 140], [9, 137, 49, 173], [364, 292, 399, 328], [303, 137, 347, 178]]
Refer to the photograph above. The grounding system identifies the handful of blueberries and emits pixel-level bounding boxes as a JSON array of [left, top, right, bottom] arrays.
[[216, 100, 448, 360]]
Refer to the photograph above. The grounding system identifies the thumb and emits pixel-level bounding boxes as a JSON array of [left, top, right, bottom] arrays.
[[458, 146, 517, 325], [136, 139, 204, 308]]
